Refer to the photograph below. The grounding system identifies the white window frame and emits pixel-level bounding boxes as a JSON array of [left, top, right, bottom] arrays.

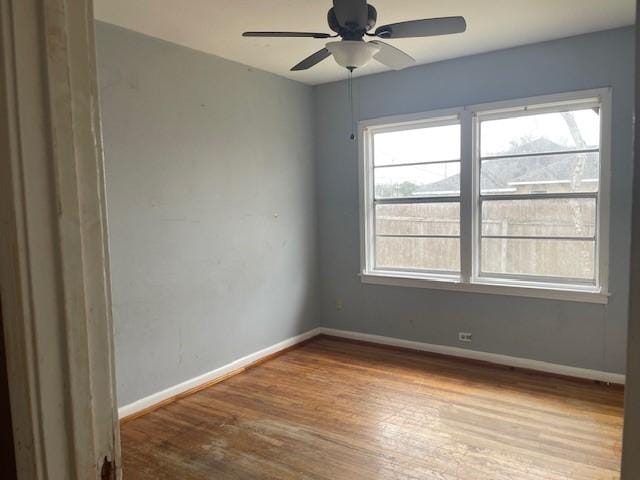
[[359, 89, 611, 304]]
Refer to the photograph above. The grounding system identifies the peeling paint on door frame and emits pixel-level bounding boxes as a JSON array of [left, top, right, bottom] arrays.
[[0, 0, 120, 478]]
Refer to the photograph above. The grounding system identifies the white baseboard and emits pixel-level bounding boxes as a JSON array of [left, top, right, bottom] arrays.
[[119, 325, 624, 419], [318, 327, 626, 385], [118, 327, 323, 419]]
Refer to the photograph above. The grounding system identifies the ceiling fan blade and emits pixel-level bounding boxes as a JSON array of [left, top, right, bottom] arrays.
[[375, 16, 466, 39], [333, 0, 368, 30], [369, 40, 415, 70], [243, 31, 332, 39], [291, 48, 332, 71]]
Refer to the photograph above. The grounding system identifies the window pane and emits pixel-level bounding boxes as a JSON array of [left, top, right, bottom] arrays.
[[373, 124, 460, 166], [375, 163, 460, 199], [480, 108, 600, 157], [481, 198, 596, 237], [376, 237, 460, 272], [481, 238, 595, 280], [376, 203, 460, 236], [480, 152, 599, 195]]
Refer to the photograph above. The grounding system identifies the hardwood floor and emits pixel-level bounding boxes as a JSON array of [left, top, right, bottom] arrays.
[[121, 336, 624, 480]]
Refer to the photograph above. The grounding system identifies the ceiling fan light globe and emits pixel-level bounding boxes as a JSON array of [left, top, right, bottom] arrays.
[[326, 41, 380, 70]]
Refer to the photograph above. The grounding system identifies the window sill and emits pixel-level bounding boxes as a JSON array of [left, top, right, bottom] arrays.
[[360, 271, 609, 304]]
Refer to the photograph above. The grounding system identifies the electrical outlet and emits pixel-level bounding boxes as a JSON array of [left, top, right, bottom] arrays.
[[458, 332, 472, 342], [336, 299, 343, 311]]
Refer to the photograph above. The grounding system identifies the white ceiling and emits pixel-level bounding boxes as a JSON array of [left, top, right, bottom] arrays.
[[94, 0, 635, 85]]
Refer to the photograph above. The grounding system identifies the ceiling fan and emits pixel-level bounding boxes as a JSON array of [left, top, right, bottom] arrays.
[[243, 0, 467, 72]]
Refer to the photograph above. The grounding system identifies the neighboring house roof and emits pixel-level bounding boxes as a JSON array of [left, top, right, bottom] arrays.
[[420, 138, 598, 195], [509, 154, 598, 185]]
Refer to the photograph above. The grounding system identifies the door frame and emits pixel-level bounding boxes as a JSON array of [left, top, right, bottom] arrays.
[[0, 0, 120, 478], [621, 3, 640, 478]]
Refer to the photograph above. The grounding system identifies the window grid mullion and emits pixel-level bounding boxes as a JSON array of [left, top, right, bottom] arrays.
[[479, 192, 598, 202], [374, 196, 461, 205], [376, 234, 460, 239], [480, 147, 599, 161], [374, 158, 461, 169], [480, 235, 596, 241]]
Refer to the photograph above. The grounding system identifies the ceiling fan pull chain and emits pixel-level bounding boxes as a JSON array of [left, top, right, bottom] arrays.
[[349, 69, 355, 140]]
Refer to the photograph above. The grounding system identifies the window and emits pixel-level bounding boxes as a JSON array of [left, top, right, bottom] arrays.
[[371, 118, 461, 274], [360, 90, 610, 303]]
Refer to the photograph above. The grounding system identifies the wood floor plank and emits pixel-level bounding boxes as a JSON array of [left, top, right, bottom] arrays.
[[121, 337, 624, 479]]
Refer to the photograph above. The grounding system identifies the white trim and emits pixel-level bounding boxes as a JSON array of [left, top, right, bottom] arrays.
[[360, 112, 463, 276], [508, 179, 599, 186], [460, 109, 473, 282], [319, 328, 625, 384], [360, 272, 609, 304], [470, 91, 602, 119], [472, 87, 611, 292], [597, 88, 612, 297], [359, 107, 463, 131], [118, 328, 323, 419], [0, 1, 120, 478]]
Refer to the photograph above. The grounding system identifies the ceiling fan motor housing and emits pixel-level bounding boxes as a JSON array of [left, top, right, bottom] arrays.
[[328, 5, 377, 39]]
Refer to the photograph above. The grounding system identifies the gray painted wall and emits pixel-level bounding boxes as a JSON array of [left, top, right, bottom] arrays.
[[314, 27, 635, 374], [96, 22, 319, 406], [97, 21, 634, 408]]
